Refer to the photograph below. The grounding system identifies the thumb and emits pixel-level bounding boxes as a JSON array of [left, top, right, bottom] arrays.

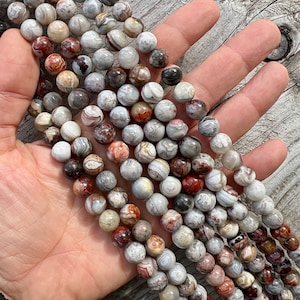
[[0, 29, 39, 153]]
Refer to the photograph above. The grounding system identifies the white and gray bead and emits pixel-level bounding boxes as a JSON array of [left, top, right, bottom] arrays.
[[136, 31, 157, 53], [227, 287, 246, 300], [184, 208, 205, 229], [156, 248, 176, 271], [97, 89, 117, 111], [71, 136, 92, 157], [85, 193, 107, 215], [95, 13, 117, 35], [83, 154, 104, 175], [134, 141, 156, 163], [112, 1, 132, 21], [84, 72, 105, 93], [173, 81, 195, 103], [221, 149, 243, 171], [80, 30, 104, 54], [206, 205, 228, 227], [227, 201, 248, 221], [118, 46, 139, 69], [60, 120, 81, 142], [95, 170, 117, 192], [225, 258, 244, 278], [238, 211, 260, 233], [106, 29, 129, 50], [20, 18, 43, 42], [72, 55, 93, 76], [252, 195, 275, 215], [82, 0, 103, 19], [117, 84, 140, 106], [216, 186, 239, 208], [34, 112, 52, 132], [92, 48, 114, 70], [107, 187, 128, 209], [147, 271, 168, 292], [168, 262, 187, 285], [23, 0, 44, 9], [124, 241, 146, 264], [147, 158, 170, 181], [43, 92, 63, 112], [179, 136, 202, 159], [56, 0, 78, 20], [172, 225, 194, 249], [132, 177, 154, 200], [68, 14, 90, 36], [122, 124, 144, 146], [35, 3, 56, 25], [120, 158, 143, 181], [178, 273, 197, 298], [7, 1, 30, 24], [146, 193, 169, 216], [185, 239, 206, 262], [154, 99, 177, 122], [156, 138, 178, 160], [244, 179, 266, 201], [192, 153, 215, 174], [205, 236, 224, 255], [51, 141, 71, 162], [194, 189, 216, 212], [143, 119, 165, 142], [234, 165, 256, 186], [109, 106, 130, 128], [141, 82, 164, 104], [159, 284, 179, 300], [198, 116, 220, 137], [218, 220, 239, 239], [81, 105, 104, 127], [205, 169, 227, 192], [262, 209, 284, 229], [210, 133, 233, 155], [159, 176, 182, 198], [166, 119, 188, 141], [247, 253, 266, 273], [264, 277, 284, 295]]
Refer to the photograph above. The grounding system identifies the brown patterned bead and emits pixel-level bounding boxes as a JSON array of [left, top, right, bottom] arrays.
[[282, 234, 300, 251], [257, 237, 277, 255], [270, 222, 292, 242], [248, 225, 268, 243], [131, 101, 153, 123], [215, 246, 234, 267], [282, 268, 300, 286], [146, 235, 165, 257], [112, 226, 132, 248], [205, 265, 225, 287], [256, 266, 276, 284], [119, 204, 141, 226], [72, 176, 94, 197], [228, 233, 249, 251], [195, 252, 215, 274], [182, 173, 204, 195], [195, 223, 215, 242], [137, 257, 158, 279], [238, 243, 257, 263], [44, 53, 67, 75], [170, 156, 191, 177], [215, 276, 234, 297]]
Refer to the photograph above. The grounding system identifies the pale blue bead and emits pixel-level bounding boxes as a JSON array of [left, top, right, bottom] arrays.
[[205, 236, 224, 255], [120, 158, 143, 181], [156, 138, 178, 160], [198, 116, 220, 137], [82, 0, 103, 19], [179, 136, 202, 159], [141, 82, 164, 104], [166, 119, 188, 141], [118, 46, 139, 69], [124, 241, 146, 264], [185, 239, 206, 262], [132, 177, 154, 199], [172, 225, 194, 249], [167, 262, 187, 285], [92, 48, 114, 70], [159, 176, 181, 198], [122, 124, 144, 146], [265, 277, 284, 295], [226, 288, 244, 300], [194, 189, 216, 212], [146, 193, 169, 216], [109, 106, 130, 128], [225, 258, 244, 278], [136, 31, 157, 53], [84, 72, 105, 93], [143, 119, 165, 142], [227, 201, 248, 221], [80, 30, 104, 54], [154, 99, 177, 122], [85, 193, 107, 215], [156, 249, 176, 271], [147, 158, 170, 181], [117, 84, 139, 106], [20, 18, 43, 41], [69, 14, 91, 36], [184, 208, 205, 229], [51, 141, 71, 162], [95, 170, 117, 192], [97, 89, 117, 111]]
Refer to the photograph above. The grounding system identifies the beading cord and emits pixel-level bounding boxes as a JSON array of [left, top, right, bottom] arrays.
[[3, 0, 300, 299]]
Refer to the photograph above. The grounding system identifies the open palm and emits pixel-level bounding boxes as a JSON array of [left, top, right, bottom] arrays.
[[0, 1, 289, 299]]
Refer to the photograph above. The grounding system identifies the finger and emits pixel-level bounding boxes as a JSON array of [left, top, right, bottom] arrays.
[[184, 19, 282, 110], [151, 0, 220, 64]]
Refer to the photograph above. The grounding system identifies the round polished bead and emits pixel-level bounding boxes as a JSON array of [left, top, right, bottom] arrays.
[[156, 248, 176, 271], [244, 280, 263, 298], [123, 16, 144, 38], [128, 103, 151, 125], [35, 3, 56, 25], [196, 252, 215, 274], [84, 72, 105, 93], [156, 138, 178, 160], [216, 185, 239, 208], [129, 63, 151, 86], [81, 105, 104, 127], [218, 220, 240, 239], [80, 30, 103, 54], [238, 243, 257, 263], [159, 176, 182, 198], [82, 0, 103, 19], [32, 36, 54, 58], [23, 0, 44, 9], [168, 262, 187, 285], [94, 121, 116, 144], [194, 189, 216, 212], [51, 141, 71, 162], [244, 179, 266, 201], [124, 241, 146, 264], [56, 70, 79, 93], [198, 116, 220, 137], [174, 193, 194, 214], [159, 284, 179, 300], [247, 253, 266, 273], [60, 120, 81, 142], [146, 235, 165, 257], [195, 223, 215, 243], [44, 126, 60, 145], [73, 176, 94, 197], [154, 99, 177, 122], [205, 265, 225, 287], [95, 12, 117, 34], [69, 14, 90, 36], [60, 37, 81, 59], [149, 48, 168, 68], [134, 141, 156, 163], [106, 29, 129, 50], [161, 65, 182, 86], [120, 158, 143, 181], [20, 18, 43, 42], [68, 88, 90, 110], [147, 271, 168, 291], [186, 99, 208, 120], [190, 284, 208, 300], [72, 55, 93, 77], [56, 0, 77, 20], [282, 269, 300, 286], [97, 90, 117, 111], [215, 246, 234, 267], [47, 20, 69, 43], [143, 119, 165, 142], [141, 82, 164, 104], [210, 133, 232, 155], [227, 201, 248, 221], [206, 236, 224, 256], [206, 205, 227, 227], [137, 257, 158, 279], [43, 92, 63, 112], [132, 177, 154, 200], [161, 209, 183, 232], [173, 81, 195, 103], [192, 153, 215, 175], [265, 247, 285, 265], [172, 225, 194, 249], [7, 2, 30, 25], [98, 209, 120, 232], [257, 237, 277, 255], [121, 124, 144, 146], [106, 141, 129, 163], [248, 225, 268, 243], [107, 187, 128, 209], [179, 136, 201, 159], [83, 154, 104, 175], [166, 119, 188, 141], [265, 277, 284, 295], [222, 149, 243, 171], [262, 209, 284, 229], [271, 223, 292, 241], [228, 233, 249, 251], [112, 225, 132, 248], [117, 84, 140, 107], [169, 157, 191, 178], [28, 98, 43, 117], [136, 31, 157, 53], [146, 193, 169, 216], [71, 136, 92, 157], [92, 48, 114, 70], [205, 169, 227, 192], [95, 170, 117, 192], [184, 208, 205, 229], [178, 273, 197, 297], [234, 165, 256, 186], [85, 193, 107, 216], [185, 239, 206, 262], [279, 289, 294, 300], [106, 66, 127, 88], [147, 158, 170, 181], [225, 258, 244, 278], [132, 220, 152, 242], [252, 195, 275, 215], [235, 271, 255, 289], [63, 158, 83, 179], [118, 46, 139, 69], [112, 1, 132, 21], [274, 257, 292, 275], [120, 204, 141, 226]]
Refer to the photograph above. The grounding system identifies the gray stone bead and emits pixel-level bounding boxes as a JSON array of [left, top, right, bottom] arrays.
[[226, 287, 244, 300], [98, 209, 120, 232], [147, 271, 168, 292], [159, 176, 182, 198], [252, 195, 275, 215], [179, 136, 202, 159], [122, 124, 144, 146], [51, 106, 72, 127], [238, 211, 260, 233], [106, 28, 129, 50], [72, 55, 93, 76], [184, 208, 205, 229], [82, 0, 103, 19], [117, 83, 140, 106], [141, 82, 164, 104], [185, 239, 206, 262], [288, 246, 300, 267], [35, 3, 56, 25], [198, 116, 220, 137], [132, 177, 154, 200], [80, 30, 104, 54], [92, 48, 114, 70], [81, 105, 104, 127], [85, 193, 107, 215], [292, 284, 300, 297], [67, 88, 90, 110], [107, 187, 128, 209], [154, 99, 177, 122], [118, 46, 139, 69], [97, 89, 117, 111], [205, 236, 224, 255], [210, 133, 232, 155], [134, 141, 156, 163], [159, 284, 179, 300], [189, 284, 207, 300], [147, 158, 170, 181], [173, 81, 195, 103], [227, 201, 248, 221], [20, 18, 43, 41], [69, 14, 90, 36], [166, 119, 188, 141], [247, 253, 266, 273], [132, 220, 152, 242], [84, 72, 105, 93], [143, 119, 165, 142], [60, 120, 81, 142], [216, 186, 239, 208], [279, 289, 293, 300], [156, 248, 176, 271], [221, 149, 243, 171], [156, 138, 178, 160], [172, 225, 194, 249], [225, 258, 244, 278], [205, 169, 227, 192], [178, 273, 197, 297], [71, 136, 92, 157], [95, 170, 117, 192], [95, 12, 117, 35], [206, 205, 228, 227], [262, 209, 284, 229], [185, 99, 207, 120], [7, 2, 30, 25], [51, 141, 71, 162], [124, 241, 146, 264], [194, 189, 216, 212], [109, 106, 130, 128], [218, 220, 240, 239], [43, 92, 63, 112], [56, 0, 77, 20], [136, 31, 157, 53], [234, 165, 256, 186], [168, 262, 187, 285], [243, 179, 266, 201], [146, 193, 169, 216], [264, 277, 284, 295]]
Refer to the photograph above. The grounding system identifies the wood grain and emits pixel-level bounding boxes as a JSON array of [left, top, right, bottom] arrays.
[[10, 0, 300, 298]]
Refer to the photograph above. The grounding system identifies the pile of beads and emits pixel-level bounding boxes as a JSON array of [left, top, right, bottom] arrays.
[[2, 0, 300, 299]]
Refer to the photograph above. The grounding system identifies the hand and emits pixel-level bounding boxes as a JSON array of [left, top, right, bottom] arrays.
[[0, 0, 288, 299]]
